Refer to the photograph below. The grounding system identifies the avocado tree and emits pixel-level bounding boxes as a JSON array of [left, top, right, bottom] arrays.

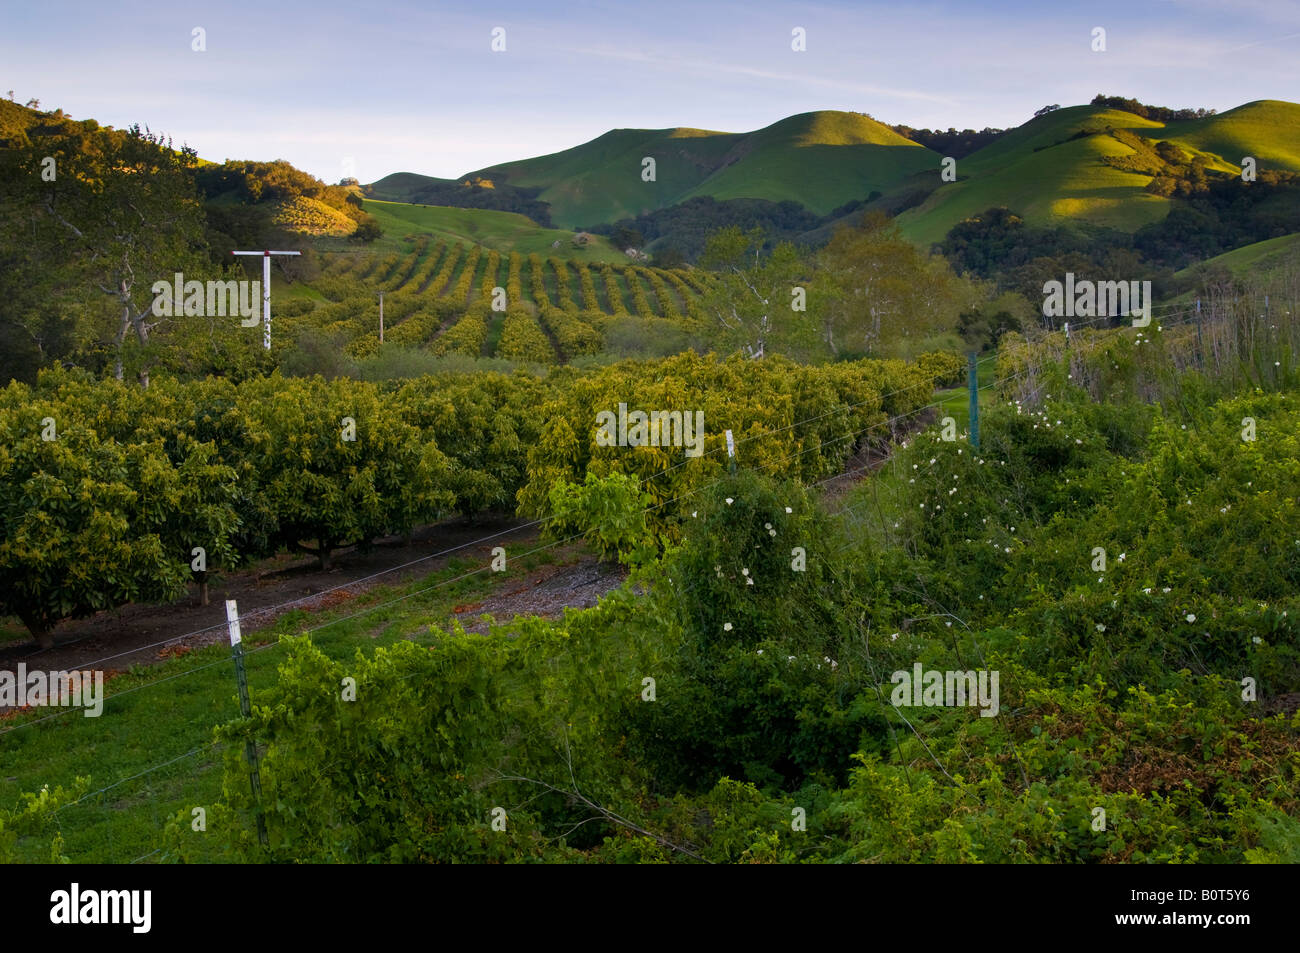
[[243, 376, 455, 569], [0, 409, 188, 648]]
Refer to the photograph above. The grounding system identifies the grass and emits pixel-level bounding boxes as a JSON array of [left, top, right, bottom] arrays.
[[457, 111, 938, 227], [895, 101, 1300, 247], [310, 201, 626, 263], [895, 106, 1175, 246], [1160, 100, 1300, 174], [362, 201, 625, 262], [1165, 232, 1300, 303], [0, 544, 572, 863], [933, 353, 997, 433], [1174, 232, 1300, 280]]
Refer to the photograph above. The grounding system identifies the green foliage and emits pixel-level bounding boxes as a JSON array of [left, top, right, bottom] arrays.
[[0, 779, 90, 863], [544, 471, 656, 565], [497, 310, 556, 363], [0, 371, 243, 644]]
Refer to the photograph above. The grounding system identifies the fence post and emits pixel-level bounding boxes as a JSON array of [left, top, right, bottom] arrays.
[[378, 291, 384, 344], [226, 600, 268, 847], [1195, 298, 1205, 368], [725, 429, 736, 475], [967, 352, 980, 451]]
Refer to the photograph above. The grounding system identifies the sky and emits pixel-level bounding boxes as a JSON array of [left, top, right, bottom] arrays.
[[4, 0, 1298, 184]]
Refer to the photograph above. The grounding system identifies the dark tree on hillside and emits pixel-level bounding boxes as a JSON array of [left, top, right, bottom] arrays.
[[652, 245, 686, 269], [610, 225, 644, 250]]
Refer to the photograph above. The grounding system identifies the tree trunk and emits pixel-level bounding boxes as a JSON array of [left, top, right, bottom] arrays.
[[198, 576, 209, 607], [16, 607, 53, 650]]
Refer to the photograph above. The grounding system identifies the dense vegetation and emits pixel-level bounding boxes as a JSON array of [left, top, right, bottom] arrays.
[[587, 195, 872, 262], [0, 350, 962, 647], [1089, 94, 1218, 123], [124, 293, 1300, 864]]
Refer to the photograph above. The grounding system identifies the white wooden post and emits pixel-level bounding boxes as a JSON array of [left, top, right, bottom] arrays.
[[232, 249, 301, 349]]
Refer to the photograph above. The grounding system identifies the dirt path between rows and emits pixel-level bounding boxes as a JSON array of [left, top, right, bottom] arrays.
[[0, 514, 551, 681]]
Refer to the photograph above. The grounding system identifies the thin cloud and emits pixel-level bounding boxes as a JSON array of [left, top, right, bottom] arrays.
[[561, 45, 959, 106]]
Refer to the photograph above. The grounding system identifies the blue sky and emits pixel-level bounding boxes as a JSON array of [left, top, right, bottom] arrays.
[[4, 0, 1297, 183]]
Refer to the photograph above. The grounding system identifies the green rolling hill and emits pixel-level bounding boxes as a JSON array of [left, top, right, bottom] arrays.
[[376, 111, 939, 228], [371, 99, 1300, 264], [893, 100, 1300, 247], [1172, 232, 1300, 285]]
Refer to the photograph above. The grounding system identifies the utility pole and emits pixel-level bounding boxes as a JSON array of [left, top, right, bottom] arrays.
[[232, 249, 301, 349]]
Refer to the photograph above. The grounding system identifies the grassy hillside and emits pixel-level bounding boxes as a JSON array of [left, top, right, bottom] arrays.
[[895, 106, 1174, 246], [356, 200, 626, 262], [369, 101, 1300, 251], [1169, 232, 1300, 295], [1160, 100, 1300, 174], [444, 111, 937, 227], [676, 111, 935, 213], [895, 101, 1300, 248]]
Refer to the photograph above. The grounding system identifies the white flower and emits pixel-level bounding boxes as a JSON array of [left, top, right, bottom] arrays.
[[784, 507, 792, 514], [747, 577, 754, 585], [742, 568, 749, 576], [889, 632, 899, 641], [723, 622, 733, 632], [1252, 636, 1262, 644], [1142, 588, 1152, 594], [1117, 553, 1126, 562], [692, 511, 697, 517], [725, 498, 733, 505], [1096, 624, 1106, 632], [1186, 613, 1196, 623], [1162, 587, 1171, 593]]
